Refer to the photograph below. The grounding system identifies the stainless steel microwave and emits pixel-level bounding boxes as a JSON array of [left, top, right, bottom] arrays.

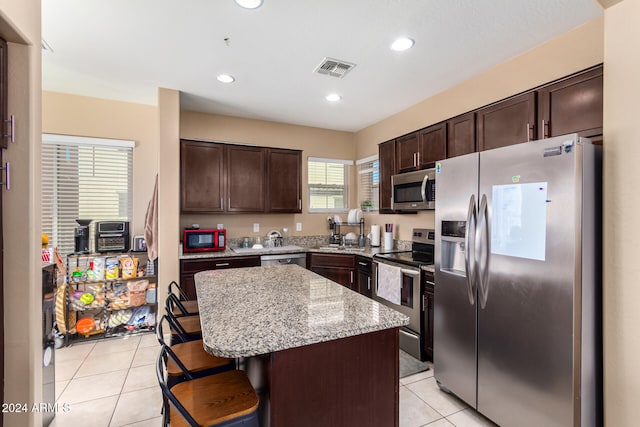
[[391, 168, 436, 210]]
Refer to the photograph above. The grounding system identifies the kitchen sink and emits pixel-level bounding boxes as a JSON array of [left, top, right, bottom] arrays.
[[314, 245, 365, 252], [230, 245, 304, 254]]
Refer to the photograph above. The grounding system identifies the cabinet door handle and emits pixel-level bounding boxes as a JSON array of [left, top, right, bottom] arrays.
[[228, 198, 231, 210], [4, 115, 15, 143], [417, 152, 420, 166], [350, 271, 354, 284], [298, 199, 302, 210], [215, 262, 230, 267], [542, 119, 549, 139], [220, 197, 223, 210], [413, 152, 417, 167], [527, 123, 530, 142], [367, 277, 371, 291], [358, 261, 368, 266], [422, 294, 426, 312]]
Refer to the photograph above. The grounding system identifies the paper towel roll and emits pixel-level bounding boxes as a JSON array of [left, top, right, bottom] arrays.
[[370, 224, 381, 247], [384, 232, 394, 250]]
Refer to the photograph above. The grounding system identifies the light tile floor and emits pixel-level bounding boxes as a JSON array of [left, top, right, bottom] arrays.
[[52, 335, 496, 427]]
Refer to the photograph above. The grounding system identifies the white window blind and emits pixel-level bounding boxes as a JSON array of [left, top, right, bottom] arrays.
[[308, 157, 352, 212], [41, 134, 134, 256], [356, 155, 379, 212]]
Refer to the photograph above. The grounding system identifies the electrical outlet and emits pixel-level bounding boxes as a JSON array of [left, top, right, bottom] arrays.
[[217, 224, 224, 230], [253, 223, 260, 233], [296, 222, 302, 231]]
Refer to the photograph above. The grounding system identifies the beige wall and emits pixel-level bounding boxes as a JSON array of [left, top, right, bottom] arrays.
[[354, 17, 604, 241], [157, 88, 180, 307], [602, 0, 640, 425], [0, 1, 42, 426], [42, 91, 159, 236], [180, 111, 357, 239]]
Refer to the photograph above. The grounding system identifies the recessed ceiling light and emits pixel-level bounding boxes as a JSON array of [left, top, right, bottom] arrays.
[[391, 37, 415, 52], [217, 74, 235, 83], [234, 0, 263, 9], [325, 93, 341, 102]]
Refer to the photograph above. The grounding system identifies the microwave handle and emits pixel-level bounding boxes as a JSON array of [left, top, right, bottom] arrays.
[[421, 174, 429, 204]]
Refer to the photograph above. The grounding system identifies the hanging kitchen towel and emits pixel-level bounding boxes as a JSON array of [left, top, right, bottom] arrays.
[[144, 174, 159, 261], [377, 263, 402, 305]]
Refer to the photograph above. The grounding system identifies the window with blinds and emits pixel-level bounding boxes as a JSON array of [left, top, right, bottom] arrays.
[[357, 155, 379, 212], [308, 157, 352, 212], [41, 134, 134, 256]]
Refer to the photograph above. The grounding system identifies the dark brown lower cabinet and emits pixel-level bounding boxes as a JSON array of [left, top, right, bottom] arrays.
[[179, 256, 261, 300], [423, 271, 435, 362], [307, 253, 356, 290], [356, 256, 373, 298], [269, 328, 399, 426]]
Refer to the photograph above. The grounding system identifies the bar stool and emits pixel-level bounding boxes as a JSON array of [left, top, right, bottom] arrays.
[[165, 296, 202, 344], [168, 281, 200, 318], [157, 345, 259, 427], [156, 315, 234, 387]]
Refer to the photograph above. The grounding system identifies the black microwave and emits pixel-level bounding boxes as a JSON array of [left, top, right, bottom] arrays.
[[391, 168, 436, 210]]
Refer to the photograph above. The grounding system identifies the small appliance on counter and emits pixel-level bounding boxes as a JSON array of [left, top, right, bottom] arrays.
[[95, 221, 130, 253], [183, 228, 226, 253], [132, 235, 147, 252], [74, 219, 92, 254]]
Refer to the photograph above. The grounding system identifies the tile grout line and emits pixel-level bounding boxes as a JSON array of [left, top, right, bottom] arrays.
[[107, 338, 141, 427]]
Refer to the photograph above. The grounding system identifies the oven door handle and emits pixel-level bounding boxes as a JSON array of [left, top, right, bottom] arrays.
[[400, 268, 420, 277], [421, 174, 429, 204]]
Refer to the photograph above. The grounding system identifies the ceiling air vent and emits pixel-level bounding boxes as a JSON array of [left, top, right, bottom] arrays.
[[314, 57, 356, 78]]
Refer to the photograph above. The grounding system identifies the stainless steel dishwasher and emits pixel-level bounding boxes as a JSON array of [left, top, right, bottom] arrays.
[[260, 252, 306, 268]]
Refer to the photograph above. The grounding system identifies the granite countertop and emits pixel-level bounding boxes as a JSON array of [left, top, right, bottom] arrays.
[[180, 244, 389, 260], [194, 264, 409, 358]]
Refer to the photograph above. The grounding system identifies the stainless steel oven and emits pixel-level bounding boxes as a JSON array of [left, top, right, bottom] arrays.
[[372, 258, 423, 359]]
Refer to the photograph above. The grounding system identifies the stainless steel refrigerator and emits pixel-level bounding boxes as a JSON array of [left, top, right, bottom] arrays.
[[434, 134, 602, 427]]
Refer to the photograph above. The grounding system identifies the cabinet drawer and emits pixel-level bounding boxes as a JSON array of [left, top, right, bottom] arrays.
[[356, 256, 372, 273], [181, 256, 260, 274], [308, 253, 355, 268]]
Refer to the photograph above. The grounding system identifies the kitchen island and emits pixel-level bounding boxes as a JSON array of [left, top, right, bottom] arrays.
[[194, 264, 409, 427]]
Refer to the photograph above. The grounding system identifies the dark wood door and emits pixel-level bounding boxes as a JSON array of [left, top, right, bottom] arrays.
[[226, 145, 265, 212], [424, 286, 434, 361], [538, 65, 603, 140], [378, 139, 396, 213], [356, 256, 373, 298], [419, 122, 446, 165], [395, 132, 419, 173], [266, 148, 302, 213], [310, 266, 354, 289], [477, 92, 536, 151], [180, 140, 225, 213], [447, 112, 476, 158]]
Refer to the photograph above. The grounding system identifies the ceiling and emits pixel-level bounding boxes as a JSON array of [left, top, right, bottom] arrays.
[[42, 0, 602, 132]]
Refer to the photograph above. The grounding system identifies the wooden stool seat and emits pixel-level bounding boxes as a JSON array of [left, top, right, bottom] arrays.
[[167, 340, 232, 378], [174, 315, 202, 335], [169, 370, 259, 427], [172, 299, 199, 317]]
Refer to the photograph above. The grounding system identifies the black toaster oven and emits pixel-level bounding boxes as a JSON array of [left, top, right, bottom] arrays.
[[95, 221, 130, 253]]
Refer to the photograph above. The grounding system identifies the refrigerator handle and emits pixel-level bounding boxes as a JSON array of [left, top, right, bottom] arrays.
[[464, 194, 477, 305], [476, 194, 491, 309]]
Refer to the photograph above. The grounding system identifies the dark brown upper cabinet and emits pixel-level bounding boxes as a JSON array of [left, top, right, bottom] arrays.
[[447, 112, 476, 158], [538, 65, 603, 141], [180, 140, 225, 213], [395, 132, 420, 173], [396, 124, 446, 173], [180, 140, 302, 214], [378, 139, 396, 214], [477, 92, 537, 151], [266, 148, 302, 213], [419, 122, 447, 165], [226, 145, 265, 212]]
